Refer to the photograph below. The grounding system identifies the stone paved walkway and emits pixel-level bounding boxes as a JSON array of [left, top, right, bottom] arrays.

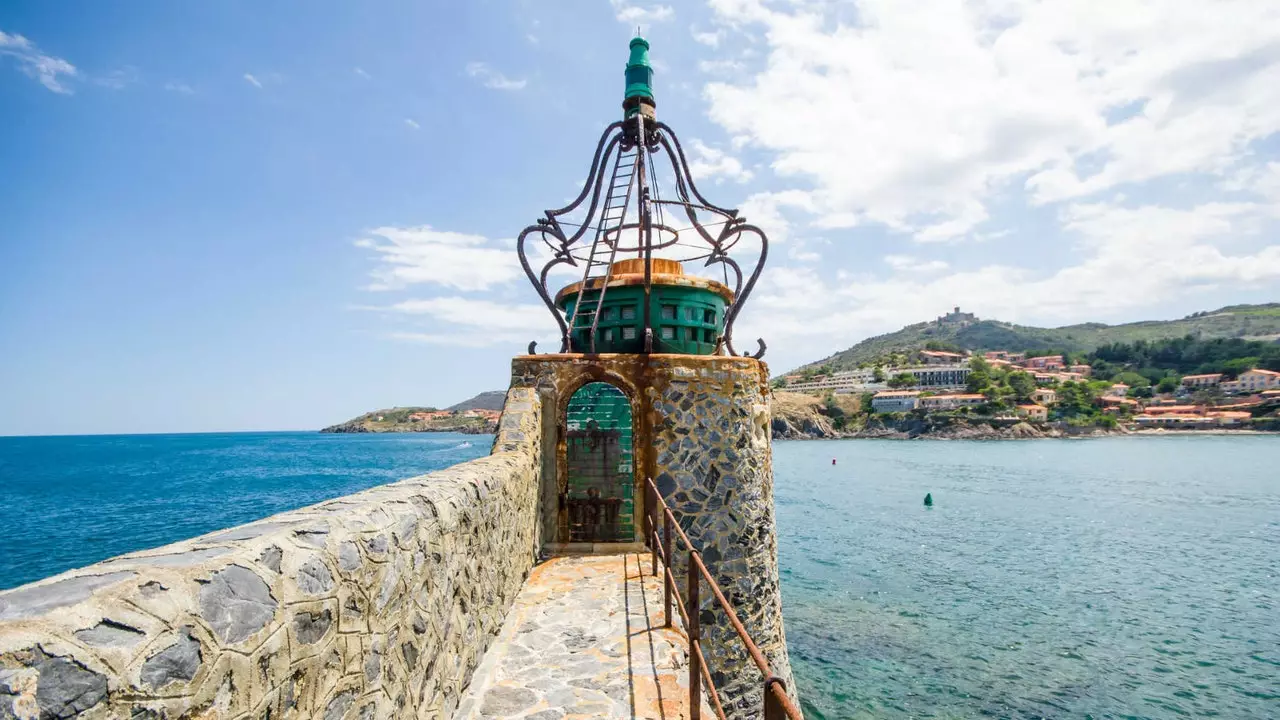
[[456, 553, 713, 720]]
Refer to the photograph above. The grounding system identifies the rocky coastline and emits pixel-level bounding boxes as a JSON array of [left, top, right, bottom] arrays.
[[320, 420, 495, 434], [770, 413, 1122, 440]]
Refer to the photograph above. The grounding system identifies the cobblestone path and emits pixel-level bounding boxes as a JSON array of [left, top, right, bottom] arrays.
[[456, 553, 712, 719]]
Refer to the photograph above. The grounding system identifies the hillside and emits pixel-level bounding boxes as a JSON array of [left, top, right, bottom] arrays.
[[792, 303, 1280, 373], [447, 391, 506, 412]]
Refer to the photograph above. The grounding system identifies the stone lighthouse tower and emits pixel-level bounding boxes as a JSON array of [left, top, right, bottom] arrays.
[[509, 36, 800, 717]]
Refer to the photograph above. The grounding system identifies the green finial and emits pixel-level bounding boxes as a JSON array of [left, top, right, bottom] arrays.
[[624, 34, 654, 104]]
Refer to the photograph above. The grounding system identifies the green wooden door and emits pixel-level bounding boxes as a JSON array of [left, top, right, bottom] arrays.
[[563, 382, 634, 543]]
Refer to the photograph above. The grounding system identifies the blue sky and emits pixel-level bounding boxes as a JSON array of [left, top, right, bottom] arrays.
[[2, 0, 1279, 436]]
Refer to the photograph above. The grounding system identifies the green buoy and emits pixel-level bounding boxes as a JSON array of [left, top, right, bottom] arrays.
[[924, 493, 933, 507]]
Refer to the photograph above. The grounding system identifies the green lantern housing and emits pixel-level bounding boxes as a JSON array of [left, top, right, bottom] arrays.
[[623, 35, 655, 120]]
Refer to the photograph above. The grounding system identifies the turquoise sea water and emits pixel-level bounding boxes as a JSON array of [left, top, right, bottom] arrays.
[[1, 433, 1276, 718], [776, 436, 1279, 719], [0, 432, 489, 591]]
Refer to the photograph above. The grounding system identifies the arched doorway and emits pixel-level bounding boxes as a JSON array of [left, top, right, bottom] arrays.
[[563, 382, 635, 543]]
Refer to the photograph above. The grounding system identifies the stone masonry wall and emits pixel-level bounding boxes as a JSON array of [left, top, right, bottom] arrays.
[[509, 354, 800, 718], [0, 387, 542, 720], [646, 359, 798, 717]]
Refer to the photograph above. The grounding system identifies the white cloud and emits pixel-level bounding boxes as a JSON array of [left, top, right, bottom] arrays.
[[702, 0, 1280, 242], [693, 29, 723, 48], [0, 29, 77, 93], [610, 1, 674, 25], [404, 118, 420, 130], [243, 73, 263, 89], [465, 62, 527, 91], [736, 190, 815, 242], [884, 255, 950, 274], [356, 226, 521, 292], [738, 200, 1280, 370], [95, 66, 138, 90], [687, 139, 753, 184], [698, 58, 746, 76], [163, 80, 195, 95], [378, 297, 551, 347], [354, 67, 371, 79]]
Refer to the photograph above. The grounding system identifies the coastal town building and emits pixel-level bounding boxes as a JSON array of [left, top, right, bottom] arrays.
[[783, 363, 971, 393], [1068, 364, 1093, 377], [872, 390, 921, 412], [1031, 388, 1057, 405], [1235, 368, 1280, 392], [1182, 373, 1223, 389], [920, 350, 966, 365], [1134, 411, 1252, 428], [1099, 396, 1140, 411], [918, 393, 987, 411], [906, 365, 971, 388], [1104, 383, 1130, 398], [1023, 355, 1065, 371], [781, 368, 877, 393], [1017, 404, 1048, 421], [1143, 405, 1203, 416]]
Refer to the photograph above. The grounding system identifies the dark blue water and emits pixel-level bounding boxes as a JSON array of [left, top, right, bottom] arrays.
[[776, 436, 1280, 719], [0, 432, 489, 590]]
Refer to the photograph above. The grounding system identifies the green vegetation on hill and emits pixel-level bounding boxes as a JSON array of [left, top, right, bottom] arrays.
[[321, 391, 506, 434], [791, 303, 1280, 373], [1087, 337, 1280, 378], [320, 406, 496, 434], [446, 390, 506, 412]]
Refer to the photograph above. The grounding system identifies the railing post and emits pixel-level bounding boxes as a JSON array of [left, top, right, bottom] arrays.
[[648, 483, 658, 576], [688, 551, 701, 720], [643, 480, 652, 550], [763, 677, 787, 720], [663, 510, 673, 628]]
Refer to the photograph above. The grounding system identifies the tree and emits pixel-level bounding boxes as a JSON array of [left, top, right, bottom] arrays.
[[1113, 371, 1151, 393], [823, 393, 848, 430], [1052, 381, 1096, 419], [1222, 357, 1259, 377], [1156, 376, 1179, 394], [872, 366, 886, 383], [1007, 371, 1036, 401], [888, 372, 917, 389]]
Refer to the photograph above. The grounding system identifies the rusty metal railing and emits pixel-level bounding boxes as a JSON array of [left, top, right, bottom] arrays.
[[643, 477, 803, 720]]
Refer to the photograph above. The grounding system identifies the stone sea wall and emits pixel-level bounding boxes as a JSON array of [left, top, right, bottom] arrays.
[[0, 388, 542, 720], [510, 354, 799, 718]]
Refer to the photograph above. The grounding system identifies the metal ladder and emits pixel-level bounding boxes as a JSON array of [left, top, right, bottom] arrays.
[[567, 147, 641, 352]]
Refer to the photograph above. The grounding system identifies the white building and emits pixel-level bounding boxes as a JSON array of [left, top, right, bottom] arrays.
[[1104, 383, 1129, 398], [904, 365, 971, 389], [784, 364, 971, 393], [1031, 388, 1057, 405], [871, 391, 920, 412], [781, 368, 877, 393], [1235, 368, 1280, 393]]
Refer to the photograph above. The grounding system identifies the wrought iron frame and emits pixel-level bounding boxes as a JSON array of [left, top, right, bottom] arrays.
[[517, 119, 768, 358]]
